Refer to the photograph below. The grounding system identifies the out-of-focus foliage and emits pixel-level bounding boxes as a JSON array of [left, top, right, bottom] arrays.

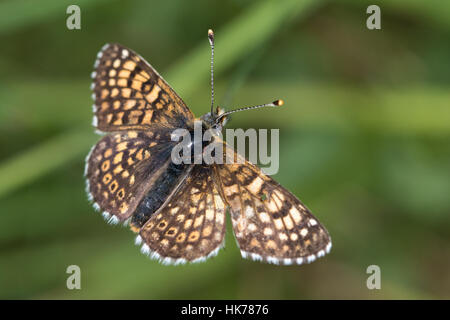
[[0, 0, 449, 299]]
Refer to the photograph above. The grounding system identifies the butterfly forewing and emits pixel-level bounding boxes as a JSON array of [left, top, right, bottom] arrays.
[[137, 165, 227, 264], [214, 144, 331, 265], [85, 126, 177, 222], [91, 43, 194, 132]]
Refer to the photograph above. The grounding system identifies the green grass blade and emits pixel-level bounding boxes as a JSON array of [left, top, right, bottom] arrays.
[[0, 129, 95, 198]]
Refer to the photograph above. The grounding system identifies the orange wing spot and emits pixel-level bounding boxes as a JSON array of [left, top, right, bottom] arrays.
[[184, 219, 193, 229], [176, 232, 186, 243], [202, 226, 212, 237], [124, 100, 136, 110], [130, 224, 140, 233], [136, 149, 144, 161], [250, 238, 261, 248], [265, 240, 278, 250], [103, 191, 109, 200], [113, 152, 123, 164], [113, 59, 121, 68], [129, 174, 135, 185], [120, 203, 129, 215], [116, 78, 126, 87], [117, 188, 125, 200], [101, 89, 109, 99], [145, 85, 161, 103], [108, 69, 116, 77], [131, 80, 142, 91], [113, 164, 123, 175], [112, 100, 121, 110], [188, 231, 200, 242], [149, 142, 157, 147], [109, 180, 118, 193], [193, 215, 204, 228], [104, 148, 113, 158], [102, 173, 112, 184], [116, 142, 127, 152], [111, 88, 119, 98], [121, 170, 130, 178], [142, 110, 153, 124], [101, 160, 110, 171], [127, 131, 138, 138], [157, 220, 168, 230], [127, 158, 135, 166], [165, 227, 178, 237], [155, 102, 164, 110], [122, 88, 132, 98], [108, 79, 116, 86], [118, 69, 130, 78], [101, 102, 109, 111], [123, 60, 137, 71], [106, 114, 113, 123], [144, 150, 151, 160]]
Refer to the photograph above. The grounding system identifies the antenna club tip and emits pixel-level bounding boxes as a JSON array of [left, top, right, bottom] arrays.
[[208, 29, 214, 39], [273, 99, 284, 106]]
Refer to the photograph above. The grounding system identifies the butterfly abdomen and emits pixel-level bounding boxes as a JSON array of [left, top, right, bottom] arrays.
[[130, 162, 188, 230]]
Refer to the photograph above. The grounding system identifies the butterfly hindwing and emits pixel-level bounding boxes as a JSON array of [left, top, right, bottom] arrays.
[[137, 165, 227, 264], [85, 126, 177, 222], [91, 43, 194, 132], [214, 144, 332, 265]]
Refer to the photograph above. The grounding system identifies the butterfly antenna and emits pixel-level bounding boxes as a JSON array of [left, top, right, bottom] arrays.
[[208, 29, 215, 119], [215, 99, 284, 124]]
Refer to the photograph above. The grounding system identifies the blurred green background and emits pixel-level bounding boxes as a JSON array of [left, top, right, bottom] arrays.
[[0, 0, 449, 299]]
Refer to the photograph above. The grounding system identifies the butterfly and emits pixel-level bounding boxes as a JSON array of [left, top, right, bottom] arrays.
[[85, 30, 331, 265]]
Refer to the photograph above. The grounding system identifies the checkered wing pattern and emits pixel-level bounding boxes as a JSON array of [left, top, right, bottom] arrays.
[[91, 43, 194, 131], [214, 145, 332, 265], [137, 165, 226, 264], [85, 126, 176, 223]]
